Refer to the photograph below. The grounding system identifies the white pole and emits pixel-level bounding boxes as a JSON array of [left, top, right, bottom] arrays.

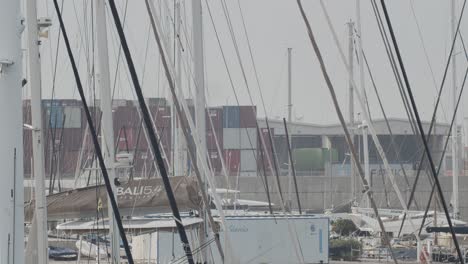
[[26, 0, 48, 263], [451, 0, 459, 219], [192, 0, 208, 261], [362, 121, 370, 208], [347, 21, 355, 200], [287, 47, 293, 210], [95, 0, 120, 262], [174, 2, 186, 176], [356, 0, 367, 114], [0, 0, 24, 262]]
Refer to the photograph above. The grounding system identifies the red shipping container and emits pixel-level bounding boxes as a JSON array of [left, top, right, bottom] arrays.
[[206, 127, 223, 150], [116, 126, 135, 152], [150, 106, 171, 128], [223, 149, 240, 175], [61, 128, 84, 151], [239, 106, 257, 128], [206, 108, 223, 129]]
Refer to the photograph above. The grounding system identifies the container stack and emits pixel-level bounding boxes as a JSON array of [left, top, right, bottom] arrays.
[[222, 106, 258, 176], [206, 107, 223, 173]]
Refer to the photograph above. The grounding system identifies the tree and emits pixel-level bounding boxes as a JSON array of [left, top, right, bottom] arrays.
[[332, 219, 358, 236]]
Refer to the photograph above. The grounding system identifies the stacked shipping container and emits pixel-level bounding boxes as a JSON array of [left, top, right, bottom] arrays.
[[222, 106, 258, 176], [22, 99, 260, 178]]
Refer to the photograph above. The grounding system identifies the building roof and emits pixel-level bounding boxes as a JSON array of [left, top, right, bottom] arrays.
[[257, 117, 452, 136]]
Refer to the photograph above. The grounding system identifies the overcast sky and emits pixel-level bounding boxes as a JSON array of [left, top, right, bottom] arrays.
[[29, 0, 468, 125]]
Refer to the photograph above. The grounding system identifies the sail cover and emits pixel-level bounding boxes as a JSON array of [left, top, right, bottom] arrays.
[[25, 176, 201, 221]]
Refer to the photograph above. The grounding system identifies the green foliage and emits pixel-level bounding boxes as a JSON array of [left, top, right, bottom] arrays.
[[330, 239, 362, 261], [332, 219, 358, 236]]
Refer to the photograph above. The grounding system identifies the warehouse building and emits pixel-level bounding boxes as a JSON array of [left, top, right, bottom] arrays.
[[22, 99, 460, 180]]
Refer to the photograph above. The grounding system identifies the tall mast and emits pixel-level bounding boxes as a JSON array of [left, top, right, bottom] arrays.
[[0, 0, 24, 262], [451, 0, 459, 219], [287, 48, 293, 210], [26, 0, 48, 262], [347, 21, 356, 201], [174, 2, 186, 176], [192, 0, 208, 262], [95, 0, 120, 262], [356, 0, 370, 207]]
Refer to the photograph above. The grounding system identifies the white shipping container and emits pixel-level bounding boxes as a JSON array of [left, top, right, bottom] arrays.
[[63, 106, 81, 128], [223, 128, 241, 149], [240, 127, 257, 149], [241, 149, 257, 172], [155, 215, 329, 264], [223, 128, 257, 149]]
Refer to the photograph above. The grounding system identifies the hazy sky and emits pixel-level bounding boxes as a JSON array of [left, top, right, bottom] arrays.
[[29, 0, 468, 125]]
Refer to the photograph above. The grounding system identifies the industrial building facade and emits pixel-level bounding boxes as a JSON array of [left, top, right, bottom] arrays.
[[23, 99, 461, 181]]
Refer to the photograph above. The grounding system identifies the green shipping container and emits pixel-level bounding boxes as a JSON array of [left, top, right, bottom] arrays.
[[293, 148, 338, 171]]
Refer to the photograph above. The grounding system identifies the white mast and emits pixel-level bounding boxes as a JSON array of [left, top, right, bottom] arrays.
[[26, 0, 48, 262], [287, 47, 293, 210], [174, 2, 186, 176], [360, 121, 370, 208], [95, 0, 120, 262], [347, 21, 356, 200], [0, 0, 24, 262], [356, 0, 370, 206], [192, 0, 208, 262], [451, 0, 459, 219]]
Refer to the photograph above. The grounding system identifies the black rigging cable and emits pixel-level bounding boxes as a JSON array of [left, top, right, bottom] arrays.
[[385, 0, 468, 237], [361, 49, 418, 211], [105, 0, 195, 262], [379, 1, 464, 262], [295, 2, 397, 263], [418, 34, 468, 236], [51, 0, 134, 262], [283, 118, 302, 214], [418, 65, 468, 236]]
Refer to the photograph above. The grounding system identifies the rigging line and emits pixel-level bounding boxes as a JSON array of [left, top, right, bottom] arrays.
[[205, 0, 275, 176], [409, 0, 449, 121], [236, 0, 269, 117], [297, 1, 398, 263], [362, 50, 418, 210], [388, 0, 468, 234], [320, 1, 427, 254], [145, 1, 227, 261], [257, 127, 274, 215], [108, 0, 196, 261], [205, 0, 286, 209], [352, 32, 373, 121], [418, 63, 468, 237], [52, 0, 134, 262], [369, 0, 419, 135], [283, 118, 302, 214], [217, 0, 265, 155], [417, 34, 468, 235], [110, 0, 129, 100], [379, 0, 465, 262]]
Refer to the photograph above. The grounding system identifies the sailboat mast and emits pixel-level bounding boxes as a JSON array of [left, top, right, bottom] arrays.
[[287, 47, 293, 209], [347, 21, 356, 200], [26, 0, 48, 262], [451, 0, 459, 219], [0, 0, 24, 262], [356, 0, 370, 208], [192, 0, 209, 262], [174, 2, 186, 176], [95, 0, 120, 262]]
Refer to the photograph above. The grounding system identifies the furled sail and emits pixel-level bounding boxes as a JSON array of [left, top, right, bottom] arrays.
[[25, 176, 201, 221]]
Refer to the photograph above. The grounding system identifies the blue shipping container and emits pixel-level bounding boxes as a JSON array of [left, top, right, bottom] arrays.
[[223, 106, 240, 128]]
